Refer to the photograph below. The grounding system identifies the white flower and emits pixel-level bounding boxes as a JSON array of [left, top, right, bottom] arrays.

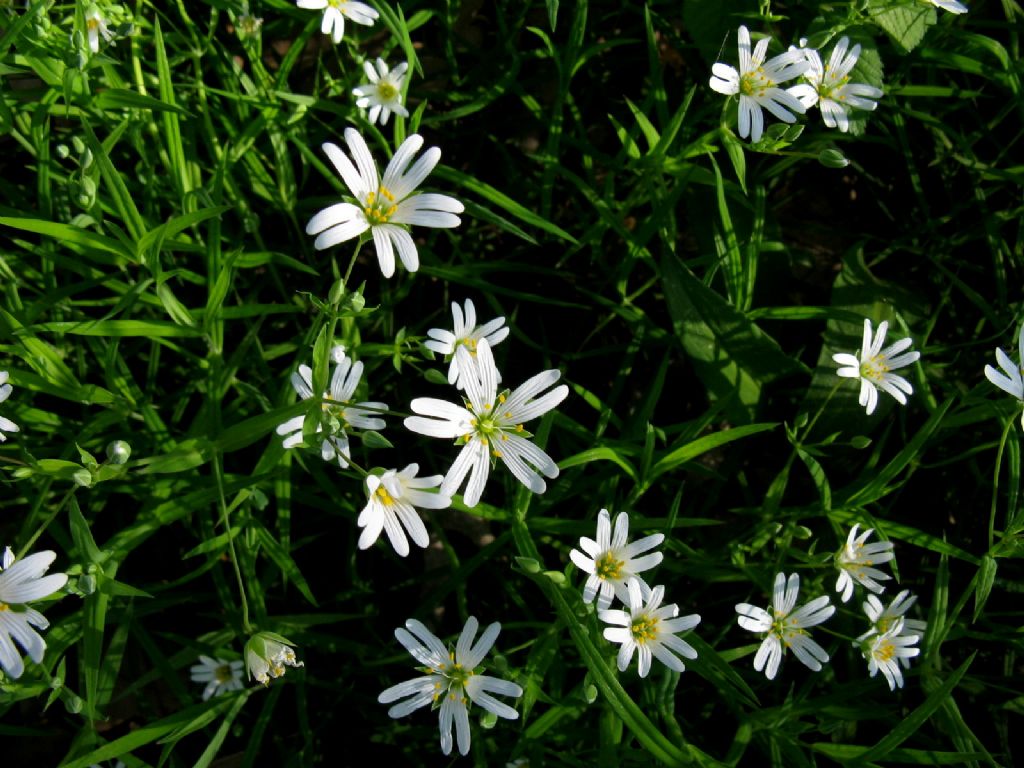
[[424, 299, 510, 390], [735, 572, 835, 680], [353, 58, 409, 126], [244, 632, 303, 685], [85, 5, 115, 53], [928, 0, 968, 13], [189, 655, 245, 700], [379, 616, 523, 756], [599, 578, 700, 678], [856, 590, 927, 667], [296, 0, 378, 44], [984, 325, 1024, 422], [568, 509, 664, 610], [833, 318, 920, 416], [358, 464, 452, 556], [276, 348, 387, 469], [862, 618, 920, 690], [0, 546, 68, 679], [305, 128, 464, 278], [835, 524, 894, 603], [708, 25, 809, 143], [404, 339, 568, 508], [788, 38, 883, 133], [0, 371, 20, 442]]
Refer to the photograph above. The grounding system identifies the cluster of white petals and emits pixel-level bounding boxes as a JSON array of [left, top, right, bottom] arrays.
[[353, 58, 409, 126], [189, 655, 245, 700], [834, 524, 894, 603], [788, 37, 883, 132], [425, 299, 510, 390], [0, 371, 20, 442], [244, 632, 303, 685], [85, 5, 115, 54], [985, 324, 1024, 427], [833, 318, 920, 415], [296, 0, 378, 44], [358, 464, 451, 556], [569, 509, 664, 610], [863, 618, 921, 690], [0, 546, 68, 679]]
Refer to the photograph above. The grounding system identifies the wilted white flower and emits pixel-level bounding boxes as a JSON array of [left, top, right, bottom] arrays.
[[358, 464, 452, 556], [788, 37, 883, 132], [306, 128, 464, 278], [404, 339, 568, 507], [856, 590, 927, 667], [862, 617, 920, 690], [833, 318, 920, 416], [244, 632, 303, 685], [599, 578, 700, 677], [735, 572, 835, 680], [928, 0, 968, 13], [835, 524, 894, 603], [424, 299, 510, 390], [189, 655, 245, 700], [0, 371, 20, 442], [85, 4, 114, 53], [708, 25, 809, 143], [296, 0, 378, 44], [568, 509, 664, 610], [353, 58, 409, 126], [0, 546, 68, 679], [379, 617, 523, 756], [984, 324, 1024, 426]]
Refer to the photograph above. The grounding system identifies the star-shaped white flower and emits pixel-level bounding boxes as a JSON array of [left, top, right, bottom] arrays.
[[599, 578, 700, 678], [276, 347, 387, 469], [856, 590, 927, 668], [0, 546, 68, 679], [0, 371, 20, 442], [984, 325, 1024, 424], [379, 616, 523, 757], [929, 0, 968, 13], [709, 25, 809, 143], [736, 572, 835, 680], [833, 318, 920, 416], [353, 58, 409, 126], [404, 339, 568, 508], [862, 617, 920, 690], [424, 299, 510, 390], [85, 5, 115, 53], [358, 463, 452, 556], [189, 655, 245, 700], [296, 0, 378, 44], [788, 37, 883, 133], [835, 524, 894, 603], [568, 509, 664, 610], [306, 128, 464, 278]]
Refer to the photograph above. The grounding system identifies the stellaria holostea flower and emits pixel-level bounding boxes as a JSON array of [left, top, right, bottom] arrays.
[[835, 524, 894, 603], [568, 509, 664, 610], [358, 463, 452, 556], [353, 58, 409, 126], [0, 371, 20, 442], [599, 578, 700, 677], [305, 128, 464, 278], [190, 655, 245, 700], [424, 299, 510, 390], [708, 25, 809, 143], [856, 590, 927, 663], [85, 5, 114, 53], [833, 318, 920, 416], [984, 324, 1024, 426], [0, 546, 68, 679], [788, 37, 883, 132], [861, 617, 920, 690], [735, 572, 835, 680], [244, 632, 303, 685], [296, 0, 378, 44], [379, 616, 523, 756]]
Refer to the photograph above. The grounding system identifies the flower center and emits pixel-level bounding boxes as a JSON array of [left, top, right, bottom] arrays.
[[820, 71, 851, 102], [375, 485, 394, 506], [457, 337, 479, 357], [630, 614, 659, 644], [431, 656, 475, 704], [363, 186, 398, 225], [214, 664, 235, 683], [874, 639, 896, 663], [595, 551, 624, 581], [740, 67, 773, 97], [467, 393, 524, 459], [876, 616, 894, 634], [327, 0, 348, 7], [859, 354, 889, 382], [0, 602, 8, 612], [378, 82, 399, 101]]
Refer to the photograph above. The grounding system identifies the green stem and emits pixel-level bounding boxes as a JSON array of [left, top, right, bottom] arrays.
[[213, 453, 252, 634], [988, 415, 1016, 549]]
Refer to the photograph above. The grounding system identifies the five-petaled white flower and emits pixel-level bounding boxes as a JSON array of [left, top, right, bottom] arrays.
[[735, 572, 835, 680], [190, 655, 245, 700], [296, 0, 378, 45], [862, 617, 920, 690], [404, 339, 568, 508], [984, 324, 1024, 425], [928, 0, 968, 13], [833, 318, 920, 416], [0, 371, 20, 442], [244, 632, 303, 685], [424, 299, 510, 390], [835, 524, 894, 603], [709, 25, 809, 143], [788, 37, 883, 133], [856, 590, 927, 668], [353, 58, 410, 126], [568, 509, 664, 610], [85, 5, 115, 54], [379, 616, 523, 757], [306, 128, 464, 278], [599, 578, 700, 678], [358, 464, 452, 556], [0, 546, 68, 679], [276, 346, 387, 469]]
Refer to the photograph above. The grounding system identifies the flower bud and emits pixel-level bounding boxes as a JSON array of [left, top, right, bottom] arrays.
[[244, 631, 303, 685], [106, 440, 131, 464]]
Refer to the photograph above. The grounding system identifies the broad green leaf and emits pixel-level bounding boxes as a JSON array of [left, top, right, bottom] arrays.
[[866, 0, 935, 53]]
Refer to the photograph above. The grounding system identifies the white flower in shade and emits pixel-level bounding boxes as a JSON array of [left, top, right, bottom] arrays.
[[353, 58, 409, 126], [358, 464, 452, 556], [599, 578, 700, 678], [833, 318, 920, 416], [276, 348, 387, 469], [0, 371, 20, 442], [862, 618, 920, 690], [189, 655, 245, 700], [856, 590, 927, 668], [835, 524, 894, 603], [0, 546, 68, 679], [928, 0, 968, 13], [424, 299, 510, 390], [735, 572, 835, 680], [296, 0, 378, 44], [788, 38, 883, 132], [984, 325, 1024, 424], [404, 339, 568, 508], [379, 617, 523, 757], [306, 128, 464, 278], [568, 509, 664, 610], [708, 25, 809, 143], [85, 5, 115, 53], [244, 632, 303, 685]]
